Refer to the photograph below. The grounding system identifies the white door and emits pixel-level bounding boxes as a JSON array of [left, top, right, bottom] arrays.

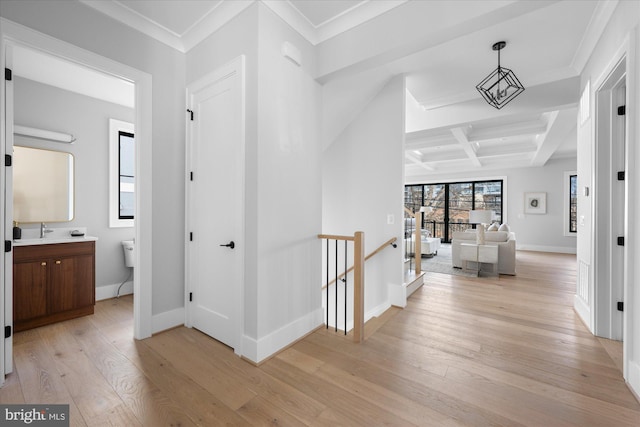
[[186, 57, 244, 350]]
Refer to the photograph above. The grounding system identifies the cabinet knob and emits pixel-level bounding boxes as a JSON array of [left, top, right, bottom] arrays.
[[41, 262, 47, 266], [55, 260, 61, 265]]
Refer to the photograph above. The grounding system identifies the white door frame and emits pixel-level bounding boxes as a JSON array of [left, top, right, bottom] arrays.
[[184, 55, 246, 356], [592, 35, 634, 382], [0, 20, 154, 375]]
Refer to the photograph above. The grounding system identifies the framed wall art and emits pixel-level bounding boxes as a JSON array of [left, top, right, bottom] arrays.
[[524, 192, 546, 214]]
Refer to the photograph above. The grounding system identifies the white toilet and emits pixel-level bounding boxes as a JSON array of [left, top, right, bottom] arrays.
[[119, 240, 135, 297], [122, 240, 135, 267]]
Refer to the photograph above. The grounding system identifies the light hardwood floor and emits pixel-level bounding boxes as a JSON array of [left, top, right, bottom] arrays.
[[2, 251, 639, 426]]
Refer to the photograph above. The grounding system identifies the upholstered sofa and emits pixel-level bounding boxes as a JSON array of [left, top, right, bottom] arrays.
[[451, 230, 516, 275]]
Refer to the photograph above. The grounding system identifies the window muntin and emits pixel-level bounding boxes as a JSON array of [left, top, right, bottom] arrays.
[[119, 131, 135, 219], [405, 179, 504, 243], [569, 174, 577, 233]]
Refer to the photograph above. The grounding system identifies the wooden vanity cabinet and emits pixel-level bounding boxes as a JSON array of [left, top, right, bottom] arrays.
[[13, 241, 95, 332]]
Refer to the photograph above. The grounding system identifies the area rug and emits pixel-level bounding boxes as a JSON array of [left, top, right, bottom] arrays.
[[419, 243, 477, 278]]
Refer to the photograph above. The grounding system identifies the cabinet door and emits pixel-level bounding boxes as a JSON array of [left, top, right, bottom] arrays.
[[14, 260, 48, 321], [50, 254, 94, 313]]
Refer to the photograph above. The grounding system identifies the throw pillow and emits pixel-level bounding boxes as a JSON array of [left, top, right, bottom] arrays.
[[487, 223, 499, 231], [498, 223, 510, 232]]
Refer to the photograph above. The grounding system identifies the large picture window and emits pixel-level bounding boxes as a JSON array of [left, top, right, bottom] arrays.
[[404, 179, 504, 243]]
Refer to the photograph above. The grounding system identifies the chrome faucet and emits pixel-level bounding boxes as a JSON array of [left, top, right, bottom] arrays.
[[40, 222, 54, 238]]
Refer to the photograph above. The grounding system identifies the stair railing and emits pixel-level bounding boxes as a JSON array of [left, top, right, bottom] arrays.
[[318, 233, 399, 343], [404, 207, 423, 274]]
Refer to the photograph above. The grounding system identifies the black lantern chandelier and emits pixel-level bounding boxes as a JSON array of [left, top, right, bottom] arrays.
[[476, 41, 524, 109]]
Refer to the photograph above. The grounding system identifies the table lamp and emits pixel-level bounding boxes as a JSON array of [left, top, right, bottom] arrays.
[[469, 210, 494, 245]]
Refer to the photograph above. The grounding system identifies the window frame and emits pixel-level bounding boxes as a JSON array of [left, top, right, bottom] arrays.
[[405, 178, 504, 243], [109, 118, 135, 228], [564, 171, 578, 236]]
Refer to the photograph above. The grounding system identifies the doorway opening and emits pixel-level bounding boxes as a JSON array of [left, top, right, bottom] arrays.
[[1, 22, 153, 384], [594, 55, 627, 345]]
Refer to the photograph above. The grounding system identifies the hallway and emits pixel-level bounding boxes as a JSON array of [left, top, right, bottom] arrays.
[[2, 251, 639, 425]]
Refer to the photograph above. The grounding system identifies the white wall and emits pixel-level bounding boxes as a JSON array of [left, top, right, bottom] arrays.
[[13, 77, 134, 292], [576, 0, 640, 397], [323, 76, 405, 319], [0, 0, 186, 316], [406, 157, 578, 253], [255, 5, 322, 348], [186, 3, 322, 362]]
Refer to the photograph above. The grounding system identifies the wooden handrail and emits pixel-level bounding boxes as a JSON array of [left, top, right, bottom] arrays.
[[404, 207, 414, 217], [317, 233, 355, 242], [321, 237, 398, 290]]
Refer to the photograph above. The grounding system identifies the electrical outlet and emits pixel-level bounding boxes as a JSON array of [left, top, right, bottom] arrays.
[[387, 214, 394, 225]]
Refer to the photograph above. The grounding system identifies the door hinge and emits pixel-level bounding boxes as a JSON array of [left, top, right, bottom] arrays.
[[190, 171, 193, 181], [186, 109, 194, 121], [189, 292, 193, 302], [617, 105, 626, 116], [4, 325, 11, 339], [617, 236, 624, 246], [5, 154, 11, 167], [617, 301, 624, 312], [5, 68, 12, 81], [618, 171, 625, 181], [189, 232, 193, 242], [4, 240, 11, 253]]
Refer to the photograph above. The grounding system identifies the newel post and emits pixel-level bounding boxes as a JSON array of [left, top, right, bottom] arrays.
[[414, 212, 422, 275], [353, 231, 365, 343]]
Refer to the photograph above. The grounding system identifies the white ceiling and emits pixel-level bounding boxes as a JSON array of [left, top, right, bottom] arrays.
[[17, 0, 613, 178]]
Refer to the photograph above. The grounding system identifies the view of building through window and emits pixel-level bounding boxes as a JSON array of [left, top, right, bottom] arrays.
[[405, 180, 503, 243], [570, 174, 577, 233]]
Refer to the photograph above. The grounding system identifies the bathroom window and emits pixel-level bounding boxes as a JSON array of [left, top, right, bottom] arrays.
[[564, 171, 577, 236], [109, 119, 135, 228], [119, 131, 135, 219]]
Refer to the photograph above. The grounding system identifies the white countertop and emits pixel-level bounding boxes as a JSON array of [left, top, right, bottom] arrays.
[[12, 226, 98, 246], [13, 236, 98, 246]]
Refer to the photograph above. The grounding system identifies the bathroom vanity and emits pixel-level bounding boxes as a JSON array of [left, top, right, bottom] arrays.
[[13, 238, 96, 332]]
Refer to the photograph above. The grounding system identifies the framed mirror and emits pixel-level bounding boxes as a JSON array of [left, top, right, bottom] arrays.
[[13, 146, 74, 222]]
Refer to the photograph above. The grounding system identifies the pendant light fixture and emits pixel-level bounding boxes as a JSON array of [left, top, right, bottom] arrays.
[[476, 41, 525, 109]]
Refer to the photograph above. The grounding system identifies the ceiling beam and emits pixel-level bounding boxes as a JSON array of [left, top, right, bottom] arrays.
[[530, 111, 564, 167], [468, 119, 548, 143], [405, 152, 435, 172], [450, 127, 481, 168]]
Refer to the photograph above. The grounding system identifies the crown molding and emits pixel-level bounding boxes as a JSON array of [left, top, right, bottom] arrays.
[[315, 0, 409, 44], [570, 0, 619, 74], [181, 1, 253, 52], [261, 0, 408, 46], [81, 0, 407, 52], [81, 0, 253, 53], [80, 0, 185, 51]]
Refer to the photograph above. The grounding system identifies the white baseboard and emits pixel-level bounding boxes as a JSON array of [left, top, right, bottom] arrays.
[[388, 283, 406, 308], [152, 307, 185, 334], [573, 294, 591, 332], [241, 308, 323, 364], [628, 361, 640, 402], [96, 281, 133, 301], [516, 244, 577, 254], [367, 301, 390, 321]]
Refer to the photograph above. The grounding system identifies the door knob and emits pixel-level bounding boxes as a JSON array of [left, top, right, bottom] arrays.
[[220, 241, 235, 249]]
